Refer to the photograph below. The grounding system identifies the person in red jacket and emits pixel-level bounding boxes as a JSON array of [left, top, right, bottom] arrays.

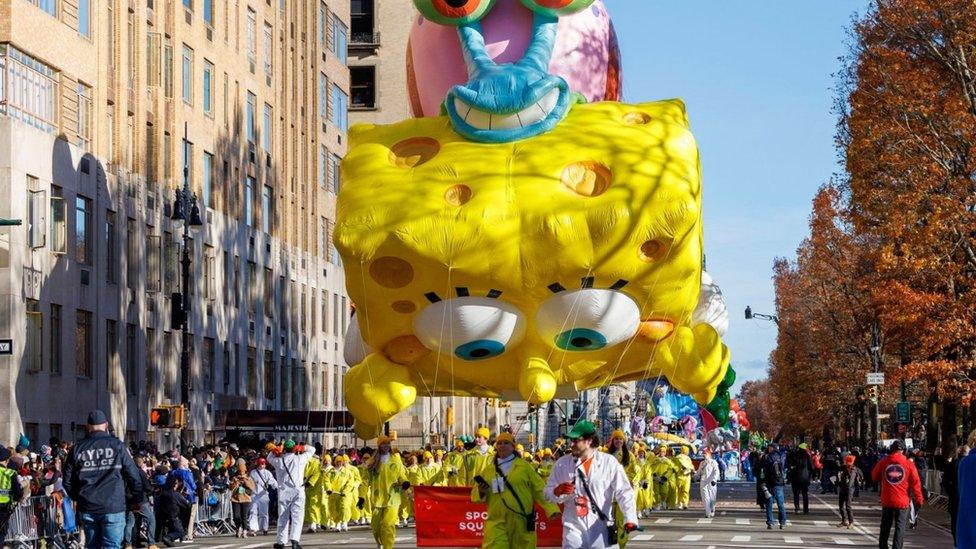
[[871, 440, 923, 549]]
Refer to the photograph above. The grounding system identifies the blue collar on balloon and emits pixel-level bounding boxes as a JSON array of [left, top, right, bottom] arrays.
[[444, 12, 582, 144]]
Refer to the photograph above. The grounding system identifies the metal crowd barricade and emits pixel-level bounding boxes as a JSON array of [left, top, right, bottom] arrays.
[[924, 469, 947, 509], [3, 494, 80, 549], [194, 489, 235, 537]]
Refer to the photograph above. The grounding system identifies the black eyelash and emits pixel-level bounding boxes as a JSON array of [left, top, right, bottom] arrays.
[[455, 287, 469, 297], [425, 292, 441, 303], [610, 279, 629, 290], [547, 283, 566, 293], [486, 289, 502, 299], [580, 276, 595, 289]]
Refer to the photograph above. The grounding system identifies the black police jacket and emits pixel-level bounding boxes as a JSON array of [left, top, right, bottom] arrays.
[[63, 431, 143, 514]]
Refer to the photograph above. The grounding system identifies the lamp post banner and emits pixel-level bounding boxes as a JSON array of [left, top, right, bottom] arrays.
[[413, 486, 562, 547]]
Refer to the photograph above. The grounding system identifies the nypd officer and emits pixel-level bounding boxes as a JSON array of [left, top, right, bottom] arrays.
[[0, 446, 24, 541], [64, 410, 144, 549]]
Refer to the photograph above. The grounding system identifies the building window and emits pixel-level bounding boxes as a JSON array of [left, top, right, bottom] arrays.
[[126, 324, 137, 395], [106, 210, 118, 284], [203, 246, 216, 300], [331, 14, 348, 65], [350, 0, 374, 44], [245, 176, 254, 226], [329, 153, 341, 194], [203, 0, 214, 27], [261, 186, 272, 234], [246, 92, 256, 143], [127, 10, 136, 88], [76, 83, 92, 148], [318, 73, 327, 121], [183, 0, 192, 10], [27, 186, 46, 249], [263, 22, 273, 77], [181, 44, 194, 104], [30, 0, 57, 17], [75, 196, 92, 265], [126, 218, 138, 291], [319, 2, 327, 45], [330, 83, 348, 132], [163, 43, 174, 99], [318, 146, 327, 189], [145, 328, 156, 399], [181, 138, 193, 188], [350, 66, 375, 110], [0, 46, 57, 133], [50, 187, 65, 254], [222, 345, 232, 392], [202, 152, 214, 208], [26, 300, 42, 373], [263, 351, 275, 400], [106, 319, 118, 392], [78, 0, 91, 37], [75, 310, 93, 378], [246, 9, 256, 61], [50, 303, 61, 375], [164, 232, 178, 294], [203, 337, 214, 392], [203, 60, 214, 116], [248, 346, 258, 397], [263, 104, 272, 152], [147, 233, 161, 293]]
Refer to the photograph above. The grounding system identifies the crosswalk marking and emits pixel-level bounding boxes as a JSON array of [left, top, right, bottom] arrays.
[[655, 518, 673, 524], [735, 518, 750, 525], [834, 538, 855, 545], [785, 536, 803, 544], [680, 534, 703, 542], [697, 518, 713, 524], [731, 535, 751, 542], [631, 534, 654, 541], [240, 543, 265, 549], [815, 520, 829, 527]]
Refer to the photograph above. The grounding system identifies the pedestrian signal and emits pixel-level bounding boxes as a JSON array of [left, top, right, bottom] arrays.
[[150, 407, 172, 427]]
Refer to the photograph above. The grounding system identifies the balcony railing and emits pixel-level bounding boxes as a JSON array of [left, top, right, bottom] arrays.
[[349, 31, 380, 47]]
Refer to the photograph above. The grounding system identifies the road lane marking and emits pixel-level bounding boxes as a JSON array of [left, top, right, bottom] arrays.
[[731, 535, 751, 542], [680, 534, 703, 541], [784, 536, 803, 544], [655, 518, 673, 524], [812, 493, 878, 544], [834, 538, 855, 545], [735, 518, 750, 525], [631, 534, 654, 541], [815, 520, 829, 527], [697, 518, 713, 524]]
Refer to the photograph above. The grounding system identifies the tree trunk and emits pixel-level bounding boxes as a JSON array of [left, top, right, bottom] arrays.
[[940, 399, 958, 458]]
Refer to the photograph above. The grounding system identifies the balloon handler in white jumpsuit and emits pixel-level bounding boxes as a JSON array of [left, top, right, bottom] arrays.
[[544, 420, 640, 549], [267, 440, 317, 549], [694, 448, 721, 518], [248, 457, 278, 534]]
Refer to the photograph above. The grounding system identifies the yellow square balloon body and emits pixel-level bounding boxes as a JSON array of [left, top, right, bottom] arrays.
[[336, 99, 730, 438]]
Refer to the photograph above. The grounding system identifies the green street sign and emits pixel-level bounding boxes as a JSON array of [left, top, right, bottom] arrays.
[[0, 219, 23, 226], [895, 401, 911, 423]]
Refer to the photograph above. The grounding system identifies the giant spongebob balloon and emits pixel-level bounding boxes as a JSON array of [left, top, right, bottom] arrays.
[[336, 0, 731, 439]]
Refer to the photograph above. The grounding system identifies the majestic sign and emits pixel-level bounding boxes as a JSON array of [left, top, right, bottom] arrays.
[[414, 486, 562, 547], [223, 410, 355, 433]]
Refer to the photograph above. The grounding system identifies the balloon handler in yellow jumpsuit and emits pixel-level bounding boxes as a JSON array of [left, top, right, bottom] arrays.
[[354, 454, 372, 525], [652, 446, 679, 510], [672, 447, 695, 510], [606, 430, 641, 548], [635, 447, 656, 517], [366, 436, 410, 549], [472, 432, 560, 549], [303, 454, 325, 532], [329, 455, 359, 531]]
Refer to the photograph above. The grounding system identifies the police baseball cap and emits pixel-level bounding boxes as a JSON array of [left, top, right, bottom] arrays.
[[566, 420, 597, 440], [87, 410, 108, 425], [889, 440, 905, 452]]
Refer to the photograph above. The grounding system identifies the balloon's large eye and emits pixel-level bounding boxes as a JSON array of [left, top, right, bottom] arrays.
[[536, 289, 640, 352], [413, 297, 526, 361], [413, 0, 497, 26], [518, 0, 595, 17]]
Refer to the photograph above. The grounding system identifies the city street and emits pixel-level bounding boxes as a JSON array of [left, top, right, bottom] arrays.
[[184, 482, 955, 548]]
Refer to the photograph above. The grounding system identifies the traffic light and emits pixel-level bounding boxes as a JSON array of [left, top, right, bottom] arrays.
[[446, 406, 455, 427], [150, 407, 171, 427], [867, 386, 878, 402], [172, 405, 187, 428]]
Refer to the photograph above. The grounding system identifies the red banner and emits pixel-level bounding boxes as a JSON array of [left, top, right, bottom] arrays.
[[413, 486, 563, 547]]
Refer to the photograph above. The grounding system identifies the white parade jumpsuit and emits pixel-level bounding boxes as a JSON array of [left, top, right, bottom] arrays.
[[267, 446, 317, 545], [695, 456, 720, 518], [544, 451, 638, 549], [248, 467, 278, 532]]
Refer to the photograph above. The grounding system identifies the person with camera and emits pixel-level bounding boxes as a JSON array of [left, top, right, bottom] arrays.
[[472, 432, 559, 548], [544, 421, 638, 549]]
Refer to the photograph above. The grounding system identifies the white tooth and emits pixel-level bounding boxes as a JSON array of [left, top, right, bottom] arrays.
[[493, 112, 522, 130], [466, 107, 491, 130], [519, 104, 545, 126], [541, 89, 559, 112], [454, 97, 472, 119]]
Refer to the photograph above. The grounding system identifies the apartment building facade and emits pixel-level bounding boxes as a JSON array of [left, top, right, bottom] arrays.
[[0, 0, 354, 448]]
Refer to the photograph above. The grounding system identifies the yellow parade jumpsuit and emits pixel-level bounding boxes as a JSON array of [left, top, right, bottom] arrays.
[[368, 456, 409, 549], [330, 465, 359, 525], [635, 458, 656, 512], [462, 446, 495, 487], [652, 455, 679, 509], [321, 463, 340, 527], [303, 457, 324, 527], [356, 463, 372, 521], [471, 457, 559, 549], [442, 450, 466, 487], [536, 460, 554, 483], [419, 462, 441, 486], [610, 450, 641, 549], [672, 454, 695, 509], [402, 464, 421, 522]]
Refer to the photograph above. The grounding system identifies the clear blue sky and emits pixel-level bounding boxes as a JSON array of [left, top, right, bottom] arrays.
[[605, 1, 870, 395]]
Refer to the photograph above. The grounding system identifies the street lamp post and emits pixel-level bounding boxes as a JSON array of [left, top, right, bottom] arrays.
[[171, 122, 203, 452], [744, 306, 779, 324]]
